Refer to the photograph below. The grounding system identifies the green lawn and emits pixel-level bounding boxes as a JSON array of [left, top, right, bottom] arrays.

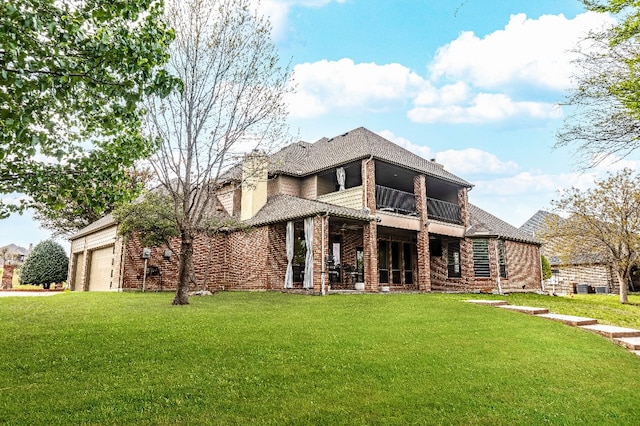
[[1, 292, 639, 425]]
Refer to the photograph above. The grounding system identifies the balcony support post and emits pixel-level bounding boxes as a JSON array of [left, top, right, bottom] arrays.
[[362, 158, 379, 292], [414, 174, 431, 292]]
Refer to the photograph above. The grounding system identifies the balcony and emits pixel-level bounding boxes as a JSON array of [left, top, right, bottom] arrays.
[[376, 185, 461, 224], [427, 198, 461, 224]]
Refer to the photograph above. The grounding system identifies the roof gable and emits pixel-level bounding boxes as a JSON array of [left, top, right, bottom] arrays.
[[467, 204, 540, 244]]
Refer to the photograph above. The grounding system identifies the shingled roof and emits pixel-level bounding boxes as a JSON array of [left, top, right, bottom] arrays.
[[466, 204, 540, 244], [71, 214, 116, 240], [247, 194, 373, 227], [268, 127, 472, 187], [519, 210, 554, 238]]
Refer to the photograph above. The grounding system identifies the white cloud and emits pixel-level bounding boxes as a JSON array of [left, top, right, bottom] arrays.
[[284, 11, 614, 125], [254, 0, 347, 41], [287, 59, 424, 118], [591, 154, 640, 173], [408, 92, 562, 124], [377, 131, 517, 177], [436, 148, 518, 175], [429, 12, 615, 91], [473, 171, 598, 196]]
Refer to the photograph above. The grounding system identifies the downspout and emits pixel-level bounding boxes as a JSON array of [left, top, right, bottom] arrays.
[[539, 246, 545, 293], [118, 235, 127, 292], [363, 155, 374, 211], [494, 240, 503, 295]]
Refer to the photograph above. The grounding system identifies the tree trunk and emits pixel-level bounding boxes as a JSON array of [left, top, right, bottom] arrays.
[[173, 230, 194, 305], [615, 269, 630, 304]]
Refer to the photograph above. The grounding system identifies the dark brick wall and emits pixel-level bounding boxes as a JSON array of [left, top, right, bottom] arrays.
[[1, 264, 14, 289]]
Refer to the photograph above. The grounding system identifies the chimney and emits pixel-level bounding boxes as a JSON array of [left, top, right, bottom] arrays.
[[240, 151, 268, 221]]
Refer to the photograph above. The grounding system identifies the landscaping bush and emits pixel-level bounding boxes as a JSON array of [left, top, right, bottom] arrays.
[[19, 240, 68, 288], [541, 254, 552, 280]]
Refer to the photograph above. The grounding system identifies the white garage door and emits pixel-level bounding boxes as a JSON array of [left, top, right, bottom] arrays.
[[88, 246, 114, 291]]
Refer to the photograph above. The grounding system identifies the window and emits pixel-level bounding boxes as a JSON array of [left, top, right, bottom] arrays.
[[498, 240, 507, 278], [473, 239, 490, 277], [378, 241, 389, 283], [404, 243, 414, 284], [391, 241, 401, 284], [447, 241, 461, 278]]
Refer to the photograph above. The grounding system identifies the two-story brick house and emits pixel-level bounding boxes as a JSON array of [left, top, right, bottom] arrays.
[[69, 127, 542, 294]]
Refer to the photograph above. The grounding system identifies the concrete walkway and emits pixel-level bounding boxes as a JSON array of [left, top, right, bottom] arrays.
[[466, 299, 640, 357], [0, 291, 62, 297]]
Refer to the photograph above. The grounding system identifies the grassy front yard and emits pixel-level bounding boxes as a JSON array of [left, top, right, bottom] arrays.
[[1, 292, 639, 425]]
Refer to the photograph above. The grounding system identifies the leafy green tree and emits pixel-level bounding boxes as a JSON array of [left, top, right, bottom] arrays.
[[557, 0, 640, 165], [20, 240, 69, 288], [33, 166, 155, 236], [544, 168, 640, 304], [541, 254, 552, 281], [0, 0, 178, 220]]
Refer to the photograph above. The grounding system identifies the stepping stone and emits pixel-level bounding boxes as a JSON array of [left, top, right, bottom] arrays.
[[579, 324, 640, 339], [497, 305, 549, 315], [614, 336, 640, 350], [536, 313, 598, 327], [465, 299, 509, 306]]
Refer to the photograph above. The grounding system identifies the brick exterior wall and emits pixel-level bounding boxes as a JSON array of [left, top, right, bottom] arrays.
[[1, 264, 14, 289], [549, 263, 617, 294], [84, 153, 542, 295], [268, 175, 301, 198], [122, 225, 284, 292], [429, 237, 542, 293], [267, 223, 287, 290], [500, 240, 542, 292], [114, 224, 541, 295], [301, 176, 317, 200]]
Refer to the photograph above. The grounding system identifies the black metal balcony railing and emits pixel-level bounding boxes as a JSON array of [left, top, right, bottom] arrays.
[[376, 185, 416, 215], [375, 185, 462, 224], [427, 197, 462, 224]]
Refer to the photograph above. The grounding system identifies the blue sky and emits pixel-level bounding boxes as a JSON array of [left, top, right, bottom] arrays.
[[1, 0, 637, 250]]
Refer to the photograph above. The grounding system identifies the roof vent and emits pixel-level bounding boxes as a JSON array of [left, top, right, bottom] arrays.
[[430, 158, 444, 168]]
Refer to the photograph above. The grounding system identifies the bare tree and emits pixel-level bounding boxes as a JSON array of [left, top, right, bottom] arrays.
[[144, 0, 291, 305], [556, 31, 640, 167], [543, 168, 640, 304]]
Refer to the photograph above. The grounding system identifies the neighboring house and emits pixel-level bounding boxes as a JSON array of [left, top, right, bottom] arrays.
[[68, 127, 542, 294], [1, 243, 31, 265], [1, 243, 31, 289], [519, 210, 629, 294]]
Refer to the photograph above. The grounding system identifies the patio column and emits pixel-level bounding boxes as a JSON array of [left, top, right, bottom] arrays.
[[414, 174, 431, 292], [362, 157, 379, 292], [312, 215, 330, 294], [363, 221, 378, 292]]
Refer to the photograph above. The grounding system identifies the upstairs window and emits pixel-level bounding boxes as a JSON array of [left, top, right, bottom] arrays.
[[473, 239, 490, 278]]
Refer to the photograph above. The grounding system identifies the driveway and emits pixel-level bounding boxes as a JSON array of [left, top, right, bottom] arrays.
[[0, 291, 62, 297]]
